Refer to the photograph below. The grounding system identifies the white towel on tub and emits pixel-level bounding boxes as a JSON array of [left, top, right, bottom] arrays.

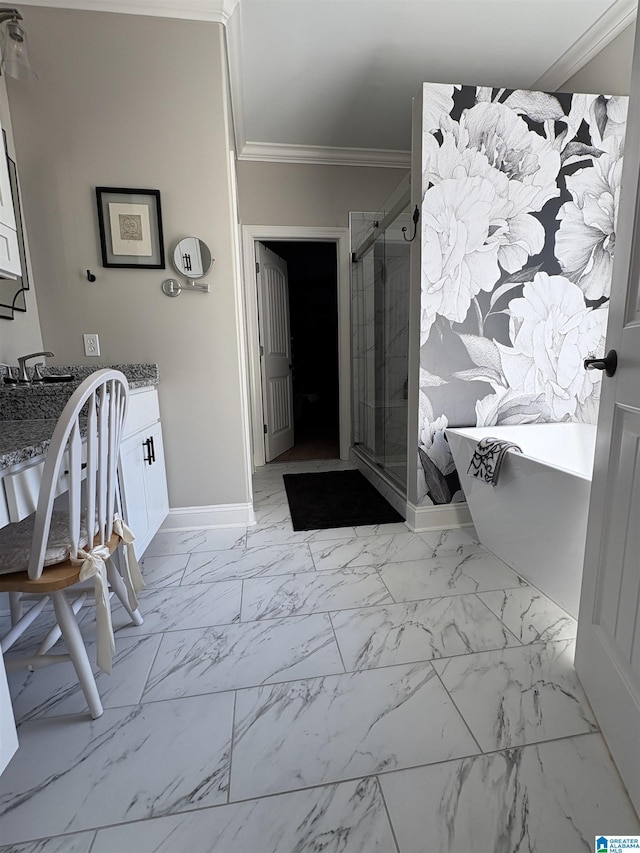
[[467, 437, 522, 486]]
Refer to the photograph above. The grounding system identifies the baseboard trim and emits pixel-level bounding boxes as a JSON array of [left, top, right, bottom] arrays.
[[161, 502, 255, 530], [405, 501, 473, 532]]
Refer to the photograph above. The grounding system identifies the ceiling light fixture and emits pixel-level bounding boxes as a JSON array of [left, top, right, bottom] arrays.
[[0, 8, 36, 81]]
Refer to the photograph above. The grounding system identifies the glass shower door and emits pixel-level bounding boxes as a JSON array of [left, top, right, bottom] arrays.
[[350, 200, 410, 491]]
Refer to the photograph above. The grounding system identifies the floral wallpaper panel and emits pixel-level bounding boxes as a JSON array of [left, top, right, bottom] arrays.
[[418, 83, 627, 506]]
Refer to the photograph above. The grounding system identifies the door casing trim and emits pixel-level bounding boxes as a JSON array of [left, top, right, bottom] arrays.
[[242, 225, 351, 469]]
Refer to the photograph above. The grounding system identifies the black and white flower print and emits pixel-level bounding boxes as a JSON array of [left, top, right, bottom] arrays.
[[417, 83, 627, 506]]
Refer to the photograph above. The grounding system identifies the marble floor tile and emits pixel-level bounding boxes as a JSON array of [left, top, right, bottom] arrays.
[[145, 528, 247, 557], [1, 605, 92, 655], [92, 776, 396, 853], [9, 633, 162, 723], [251, 482, 288, 504], [142, 614, 344, 701], [182, 543, 315, 584], [419, 527, 479, 552], [353, 522, 409, 536], [139, 553, 189, 587], [309, 533, 435, 571], [245, 523, 356, 548], [478, 586, 578, 643], [110, 581, 242, 637], [0, 832, 96, 853], [331, 595, 519, 671], [230, 662, 479, 800], [0, 693, 234, 844], [253, 501, 292, 525], [241, 568, 394, 621], [380, 734, 640, 853], [432, 640, 598, 750], [378, 552, 524, 601]]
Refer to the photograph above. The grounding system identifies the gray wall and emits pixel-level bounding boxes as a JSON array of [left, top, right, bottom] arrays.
[[236, 161, 406, 226], [562, 22, 636, 95], [7, 8, 252, 510]]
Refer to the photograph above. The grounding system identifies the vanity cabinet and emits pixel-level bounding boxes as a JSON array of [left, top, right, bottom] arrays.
[[119, 387, 169, 559], [0, 118, 20, 279]]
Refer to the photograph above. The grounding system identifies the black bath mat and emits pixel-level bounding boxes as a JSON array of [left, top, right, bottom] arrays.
[[283, 470, 404, 531]]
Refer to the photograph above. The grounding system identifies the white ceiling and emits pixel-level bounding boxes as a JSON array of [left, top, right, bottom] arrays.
[[16, 0, 638, 166]]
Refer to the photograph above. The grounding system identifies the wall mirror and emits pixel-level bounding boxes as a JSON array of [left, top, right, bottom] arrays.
[[172, 237, 213, 279], [0, 138, 28, 320], [162, 236, 213, 297]]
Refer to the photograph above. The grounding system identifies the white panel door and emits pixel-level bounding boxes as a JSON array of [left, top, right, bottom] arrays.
[[575, 31, 640, 814], [257, 243, 294, 462]]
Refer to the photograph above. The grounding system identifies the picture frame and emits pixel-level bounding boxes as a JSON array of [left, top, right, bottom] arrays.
[[95, 187, 165, 269], [0, 129, 29, 320]]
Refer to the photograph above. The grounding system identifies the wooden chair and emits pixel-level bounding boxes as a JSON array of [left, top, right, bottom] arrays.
[[0, 369, 144, 719]]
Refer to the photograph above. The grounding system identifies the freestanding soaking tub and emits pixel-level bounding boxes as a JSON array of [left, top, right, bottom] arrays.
[[446, 423, 597, 618]]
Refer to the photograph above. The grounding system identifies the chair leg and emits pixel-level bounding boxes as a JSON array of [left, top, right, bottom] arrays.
[[51, 590, 103, 720], [106, 557, 143, 626], [9, 592, 23, 625], [37, 592, 88, 656]]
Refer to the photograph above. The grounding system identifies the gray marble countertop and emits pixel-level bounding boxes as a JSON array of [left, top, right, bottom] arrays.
[[0, 363, 159, 469], [0, 418, 57, 470], [0, 363, 159, 422]]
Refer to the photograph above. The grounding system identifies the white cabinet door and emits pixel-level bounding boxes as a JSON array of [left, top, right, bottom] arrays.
[[144, 422, 169, 540], [119, 431, 151, 556], [119, 411, 169, 559]]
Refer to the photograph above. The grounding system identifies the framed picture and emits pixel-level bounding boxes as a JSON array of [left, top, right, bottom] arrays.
[[95, 187, 165, 269], [0, 129, 29, 320]]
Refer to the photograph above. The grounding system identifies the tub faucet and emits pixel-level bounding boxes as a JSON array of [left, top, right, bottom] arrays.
[[17, 351, 54, 383]]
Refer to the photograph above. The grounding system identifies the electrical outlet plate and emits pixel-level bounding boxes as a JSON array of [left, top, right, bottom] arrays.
[[83, 333, 101, 357]]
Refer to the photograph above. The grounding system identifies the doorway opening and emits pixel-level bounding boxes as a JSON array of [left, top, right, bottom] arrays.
[[259, 240, 339, 463]]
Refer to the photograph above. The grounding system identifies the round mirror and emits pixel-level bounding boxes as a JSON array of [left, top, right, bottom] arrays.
[[172, 237, 213, 279]]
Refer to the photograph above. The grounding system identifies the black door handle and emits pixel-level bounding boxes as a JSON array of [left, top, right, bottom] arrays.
[[143, 438, 153, 465], [584, 349, 617, 377]]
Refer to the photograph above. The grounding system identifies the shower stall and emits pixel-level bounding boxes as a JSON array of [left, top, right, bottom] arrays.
[[350, 179, 411, 499]]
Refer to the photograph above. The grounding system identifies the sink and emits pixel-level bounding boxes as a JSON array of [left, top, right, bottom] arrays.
[[2, 375, 75, 387]]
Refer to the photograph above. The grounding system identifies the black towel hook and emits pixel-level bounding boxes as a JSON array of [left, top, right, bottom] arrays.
[[86, 269, 96, 282], [402, 206, 420, 243]]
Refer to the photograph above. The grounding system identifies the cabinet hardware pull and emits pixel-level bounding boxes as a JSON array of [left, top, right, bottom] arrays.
[[143, 438, 153, 465], [149, 434, 156, 464], [63, 462, 87, 475]]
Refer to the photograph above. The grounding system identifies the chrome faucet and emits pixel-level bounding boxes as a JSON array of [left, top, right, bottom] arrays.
[[17, 351, 54, 383], [0, 362, 16, 381]]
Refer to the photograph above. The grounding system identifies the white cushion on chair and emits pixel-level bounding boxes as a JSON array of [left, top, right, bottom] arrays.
[[0, 511, 90, 575]]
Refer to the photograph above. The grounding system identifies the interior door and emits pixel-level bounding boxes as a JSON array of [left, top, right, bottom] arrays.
[[575, 31, 640, 815], [256, 243, 294, 462]]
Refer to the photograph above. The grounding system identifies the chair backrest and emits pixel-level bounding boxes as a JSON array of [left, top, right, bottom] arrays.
[[27, 369, 129, 578]]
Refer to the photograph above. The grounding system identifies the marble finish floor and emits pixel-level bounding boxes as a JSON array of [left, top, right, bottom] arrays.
[[0, 458, 638, 851]]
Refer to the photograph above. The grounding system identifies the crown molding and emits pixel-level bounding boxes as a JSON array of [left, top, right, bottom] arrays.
[[532, 0, 637, 91], [238, 141, 411, 169], [15, 0, 239, 24]]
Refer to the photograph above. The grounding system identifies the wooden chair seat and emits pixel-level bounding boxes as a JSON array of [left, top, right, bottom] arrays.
[[0, 532, 120, 593]]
